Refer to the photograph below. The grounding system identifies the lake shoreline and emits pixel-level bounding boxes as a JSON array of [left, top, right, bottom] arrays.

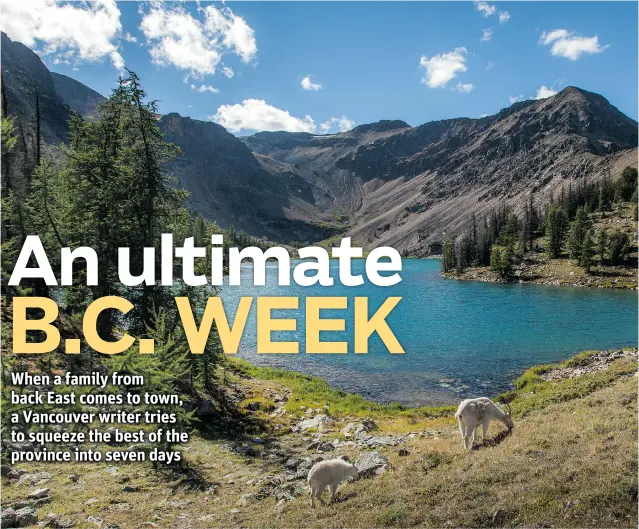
[[442, 268, 638, 290], [223, 258, 637, 404], [228, 346, 639, 412]]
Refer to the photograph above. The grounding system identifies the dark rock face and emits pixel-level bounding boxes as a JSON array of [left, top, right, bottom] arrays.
[[3, 32, 637, 253], [51, 72, 105, 118], [1, 32, 71, 145], [158, 113, 332, 241]]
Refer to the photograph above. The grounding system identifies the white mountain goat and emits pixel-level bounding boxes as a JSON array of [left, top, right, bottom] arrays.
[[455, 397, 513, 450], [307, 458, 358, 507]]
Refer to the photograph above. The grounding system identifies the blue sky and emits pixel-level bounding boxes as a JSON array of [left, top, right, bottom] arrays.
[[2, 1, 637, 134]]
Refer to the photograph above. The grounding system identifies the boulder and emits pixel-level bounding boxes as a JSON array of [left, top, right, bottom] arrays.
[[341, 419, 378, 437], [355, 451, 389, 478], [316, 442, 335, 452], [17, 471, 52, 486], [41, 512, 75, 528], [365, 435, 404, 447], [28, 487, 50, 499], [292, 414, 333, 433], [1, 508, 17, 528], [284, 458, 302, 470], [237, 493, 260, 506], [14, 506, 38, 527]]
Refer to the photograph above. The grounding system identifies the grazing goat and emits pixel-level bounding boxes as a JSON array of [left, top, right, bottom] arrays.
[[455, 397, 513, 450], [307, 458, 358, 507]]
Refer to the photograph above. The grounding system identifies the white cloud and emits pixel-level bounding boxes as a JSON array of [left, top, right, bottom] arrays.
[[222, 66, 235, 78], [139, 3, 256, 77], [474, 2, 510, 25], [190, 83, 219, 94], [509, 94, 524, 104], [539, 29, 607, 61], [1, 0, 124, 69], [453, 82, 474, 94], [539, 29, 571, 45], [211, 99, 316, 133], [474, 1, 496, 17], [301, 75, 322, 91], [486, 60, 496, 70], [481, 29, 493, 42], [320, 116, 355, 133], [535, 85, 557, 99], [419, 47, 468, 88]]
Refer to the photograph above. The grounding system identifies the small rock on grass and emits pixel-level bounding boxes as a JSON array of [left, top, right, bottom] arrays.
[[28, 487, 50, 499]]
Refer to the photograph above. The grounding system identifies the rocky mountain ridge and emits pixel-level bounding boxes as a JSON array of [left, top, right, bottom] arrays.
[[2, 31, 637, 253]]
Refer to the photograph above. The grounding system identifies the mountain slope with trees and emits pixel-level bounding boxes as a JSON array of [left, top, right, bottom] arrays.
[[442, 166, 637, 288], [2, 32, 637, 253]]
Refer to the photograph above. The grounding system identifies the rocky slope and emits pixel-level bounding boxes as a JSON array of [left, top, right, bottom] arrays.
[[1, 33, 71, 146], [243, 90, 638, 255], [158, 114, 333, 242], [3, 33, 637, 252], [50, 72, 104, 119]]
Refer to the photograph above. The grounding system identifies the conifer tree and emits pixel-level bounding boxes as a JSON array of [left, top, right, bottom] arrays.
[[568, 207, 591, 262], [545, 205, 568, 258], [597, 229, 607, 264], [608, 230, 630, 264], [581, 230, 593, 272]]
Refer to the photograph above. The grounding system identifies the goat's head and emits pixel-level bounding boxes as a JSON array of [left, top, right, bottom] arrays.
[[502, 404, 514, 430]]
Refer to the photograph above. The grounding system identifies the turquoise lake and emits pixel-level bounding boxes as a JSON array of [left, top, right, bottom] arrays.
[[220, 259, 638, 405]]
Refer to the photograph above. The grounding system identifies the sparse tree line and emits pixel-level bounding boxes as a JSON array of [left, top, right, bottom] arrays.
[[1, 71, 264, 454], [441, 166, 638, 277]]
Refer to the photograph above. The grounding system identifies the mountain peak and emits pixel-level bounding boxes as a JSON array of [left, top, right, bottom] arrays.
[[552, 85, 615, 107], [350, 120, 411, 134]]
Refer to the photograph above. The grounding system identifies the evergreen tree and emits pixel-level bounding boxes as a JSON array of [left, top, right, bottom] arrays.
[[581, 230, 594, 272], [615, 166, 637, 202], [441, 239, 455, 273], [568, 207, 591, 262], [545, 205, 568, 258], [597, 229, 607, 264], [608, 230, 630, 264]]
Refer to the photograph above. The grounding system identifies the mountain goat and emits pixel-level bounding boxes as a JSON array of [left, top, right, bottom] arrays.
[[307, 458, 358, 507], [455, 397, 513, 450]]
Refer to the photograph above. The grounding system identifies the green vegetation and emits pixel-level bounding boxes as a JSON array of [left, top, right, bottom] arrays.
[[0, 71, 267, 463], [442, 166, 637, 281], [501, 349, 637, 416], [227, 357, 455, 419], [2, 348, 636, 528]]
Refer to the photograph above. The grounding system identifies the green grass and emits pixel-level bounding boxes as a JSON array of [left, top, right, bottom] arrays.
[[229, 348, 637, 425], [3, 349, 636, 528], [499, 349, 637, 416], [225, 357, 455, 419]]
